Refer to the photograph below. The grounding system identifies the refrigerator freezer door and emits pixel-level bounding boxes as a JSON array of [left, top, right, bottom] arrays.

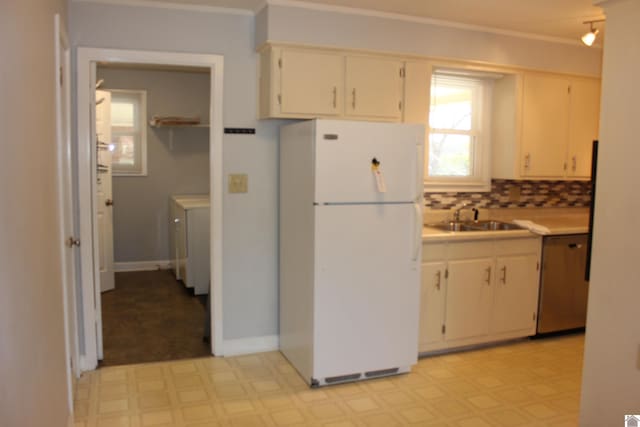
[[314, 120, 424, 204], [313, 204, 420, 381]]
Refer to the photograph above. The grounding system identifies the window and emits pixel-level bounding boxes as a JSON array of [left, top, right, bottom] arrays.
[[426, 71, 492, 192], [109, 89, 147, 176]]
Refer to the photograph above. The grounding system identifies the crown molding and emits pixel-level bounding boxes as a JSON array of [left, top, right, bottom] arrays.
[[71, 0, 255, 16]]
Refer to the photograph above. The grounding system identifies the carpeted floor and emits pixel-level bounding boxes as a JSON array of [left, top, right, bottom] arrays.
[[100, 269, 210, 367]]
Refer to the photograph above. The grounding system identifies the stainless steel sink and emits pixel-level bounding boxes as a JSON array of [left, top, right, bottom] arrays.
[[427, 220, 524, 232]]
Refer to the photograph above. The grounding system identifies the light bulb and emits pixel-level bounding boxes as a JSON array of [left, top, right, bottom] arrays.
[[581, 29, 599, 46]]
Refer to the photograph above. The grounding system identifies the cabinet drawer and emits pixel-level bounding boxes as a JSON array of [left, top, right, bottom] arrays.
[[494, 237, 541, 256], [422, 242, 446, 262], [447, 240, 494, 259]]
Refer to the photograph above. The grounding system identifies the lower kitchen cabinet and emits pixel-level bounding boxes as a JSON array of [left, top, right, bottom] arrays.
[[491, 253, 540, 335], [419, 236, 541, 353], [418, 261, 446, 348]]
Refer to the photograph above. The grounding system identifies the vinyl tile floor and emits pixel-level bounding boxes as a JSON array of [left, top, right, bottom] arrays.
[[100, 270, 210, 367], [73, 333, 584, 426]]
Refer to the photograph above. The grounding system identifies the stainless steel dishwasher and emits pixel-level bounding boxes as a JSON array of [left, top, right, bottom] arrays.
[[537, 234, 590, 334]]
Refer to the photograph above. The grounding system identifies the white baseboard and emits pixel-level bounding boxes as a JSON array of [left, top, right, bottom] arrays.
[[114, 260, 173, 272], [222, 335, 280, 357]]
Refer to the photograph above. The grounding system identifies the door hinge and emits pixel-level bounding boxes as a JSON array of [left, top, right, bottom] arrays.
[[59, 67, 63, 86], [533, 312, 537, 321], [536, 261, 540, 271], [568, 85, 571, 94], [400, 67, 405, 78], [278, 58, 282, 69], [444, 268, 449, 279], [441, 324, 446, 334], [563, 162, 568, 171], [277, 94, 282, 105], [398, 101, 402, 111]]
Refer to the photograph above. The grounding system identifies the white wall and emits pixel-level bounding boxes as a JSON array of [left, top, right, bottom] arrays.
[[0, 2, 71, 427], [70, 1, 285, 341], [258, 3, 603, 77], [580, 0, 640, 424]]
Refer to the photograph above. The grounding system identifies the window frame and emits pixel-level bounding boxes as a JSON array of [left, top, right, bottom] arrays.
[[109, 89, 148, 176], [425, 70, 494, 193]]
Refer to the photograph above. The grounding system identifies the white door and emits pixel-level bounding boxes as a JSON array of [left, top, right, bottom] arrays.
[[55, 14, 78, 415], [96, 89, 115, 293], [313, 203, 421, 379], [313, 120, 424, 204]]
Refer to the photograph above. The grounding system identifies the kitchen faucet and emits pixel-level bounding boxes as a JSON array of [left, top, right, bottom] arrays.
[[452, 203, 468, 222]]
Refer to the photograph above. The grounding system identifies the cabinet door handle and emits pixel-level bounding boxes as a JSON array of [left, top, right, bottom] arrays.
[[332, 86, 337, 109], [572, 155, 577, 172], [485, 266, 492, 285], [500, 266, 507, 284], [435, 270, 441, 290], [352, 88, 356, 110]]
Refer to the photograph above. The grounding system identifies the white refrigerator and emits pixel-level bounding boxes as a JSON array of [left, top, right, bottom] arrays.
[[279, 119, 425, 387]]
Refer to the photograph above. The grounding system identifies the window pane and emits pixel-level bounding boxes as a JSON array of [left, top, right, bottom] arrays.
[[111, 135, 136, 166], [111, 101, 135, 127], [430, 82, 472, 130], [429, 133, 472, 176]]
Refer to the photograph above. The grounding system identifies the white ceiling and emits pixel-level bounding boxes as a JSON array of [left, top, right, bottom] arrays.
[[99, 0, 606, 44]]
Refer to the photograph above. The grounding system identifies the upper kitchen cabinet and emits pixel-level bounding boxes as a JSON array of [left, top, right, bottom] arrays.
[[492, 72, 600, 180], [520, 73, 571, 178], [402, 61, 432, 124], [567, 78, 601, 178], [259, 45, 343, 119], [258, 44, 406, 121], [344, 56, 404, 121]]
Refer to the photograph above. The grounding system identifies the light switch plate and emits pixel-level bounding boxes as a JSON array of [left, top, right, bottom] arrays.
[[228, 174, 248, 193]]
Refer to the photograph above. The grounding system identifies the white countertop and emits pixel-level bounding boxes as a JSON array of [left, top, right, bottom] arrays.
[[422, 207, 589, 242]]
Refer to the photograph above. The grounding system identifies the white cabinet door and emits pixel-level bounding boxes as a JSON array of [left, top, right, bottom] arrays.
[[280, 49, 343, 116], [445, 258, 494, 341], [403, 61, 431, 124], [419, 261, 446, 351], [567, 79, 601, 178], [520, 73, 570, 178], [490, 254, 539, 335], [345, 56, 403, 120]]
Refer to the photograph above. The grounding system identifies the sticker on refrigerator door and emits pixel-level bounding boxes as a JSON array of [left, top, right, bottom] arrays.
[[371, 158, 386, 193]]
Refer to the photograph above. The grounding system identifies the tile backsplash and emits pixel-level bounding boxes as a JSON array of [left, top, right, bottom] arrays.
[[424, 179, 592, 210]]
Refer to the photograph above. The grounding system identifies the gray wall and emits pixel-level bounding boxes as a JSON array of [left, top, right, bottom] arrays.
[[97, 66, 210, 263], [0, 1, 71, 426], [70, 2, 283, 342]]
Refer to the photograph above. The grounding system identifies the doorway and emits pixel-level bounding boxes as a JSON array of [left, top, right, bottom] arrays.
[[95, 63, 212, 366], [76, 48, 224, 371]]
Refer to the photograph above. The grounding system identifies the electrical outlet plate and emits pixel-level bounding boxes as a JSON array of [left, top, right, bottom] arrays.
[[228, 174, 248, 193]]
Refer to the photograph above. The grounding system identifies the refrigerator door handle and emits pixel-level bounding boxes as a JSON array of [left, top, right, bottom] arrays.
[[413, 202, 422, 261], [416, 144, 423, 201]]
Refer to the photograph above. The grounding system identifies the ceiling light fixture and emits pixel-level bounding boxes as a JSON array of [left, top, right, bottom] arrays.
[[581, 19, 605, 46]]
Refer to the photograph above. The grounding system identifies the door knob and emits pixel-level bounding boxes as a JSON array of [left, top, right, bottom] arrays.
[[66, 237, 81, 248], [105, 199, 114, 206]]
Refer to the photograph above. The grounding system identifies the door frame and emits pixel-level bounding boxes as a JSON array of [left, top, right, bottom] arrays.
[[76, 47, 225, 370], [54, 13, 77, 418]]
